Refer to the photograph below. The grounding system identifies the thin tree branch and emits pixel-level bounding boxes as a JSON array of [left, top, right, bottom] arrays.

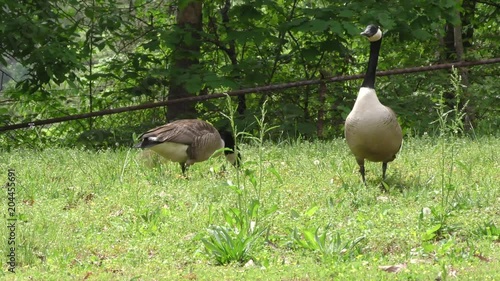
[[0, 69, 17, 83]]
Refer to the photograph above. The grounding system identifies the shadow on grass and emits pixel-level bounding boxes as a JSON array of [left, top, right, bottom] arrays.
[[379, 168, 434, 194]]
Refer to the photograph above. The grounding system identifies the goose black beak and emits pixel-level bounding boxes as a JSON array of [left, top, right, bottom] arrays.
[[361, 24, 379, 37]]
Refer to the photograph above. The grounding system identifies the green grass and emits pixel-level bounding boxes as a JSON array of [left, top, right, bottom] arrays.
[[1, 136, 499, 280]]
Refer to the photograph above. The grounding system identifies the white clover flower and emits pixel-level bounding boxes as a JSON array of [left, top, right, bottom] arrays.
[[422, 207, 432, 216]]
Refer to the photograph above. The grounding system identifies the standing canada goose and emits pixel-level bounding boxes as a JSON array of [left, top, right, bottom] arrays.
[[135, 119, 239, 175], [344, 25, 403, 184]]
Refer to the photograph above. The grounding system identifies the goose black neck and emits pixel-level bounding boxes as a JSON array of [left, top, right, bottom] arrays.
[[219, 131, 235, 154], [361, 39, 382, 89]]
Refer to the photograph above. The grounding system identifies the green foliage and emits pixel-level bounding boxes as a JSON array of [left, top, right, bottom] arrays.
[[0, 135, 499, 279], [1, 136, 499, 279], [202, 97, 278, 265], [415, 69, 468, 246], [1, 1, 84, 91], [202, 225, 254, 265], [474, 222, 500, 241], [291, 225, 365, 262], [431, 68, 468, 137], [409, 69, 494, 269], [202, 205, 267, 265], [1, 0, 499, 144]]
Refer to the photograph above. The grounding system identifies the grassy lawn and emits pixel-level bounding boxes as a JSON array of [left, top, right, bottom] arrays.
[[1, 136, 499, 280]]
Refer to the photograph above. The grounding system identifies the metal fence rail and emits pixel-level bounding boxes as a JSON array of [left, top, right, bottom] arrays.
[[1, 57, 499, 132]]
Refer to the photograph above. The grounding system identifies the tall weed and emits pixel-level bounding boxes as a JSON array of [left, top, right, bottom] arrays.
[[420, 67, 470, 255], [202, 95, 278, 265]]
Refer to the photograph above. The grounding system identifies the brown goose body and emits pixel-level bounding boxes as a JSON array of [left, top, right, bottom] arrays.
[[135, 119, 237, 174], [344, 25, 403, 184], [345, 87, 402, 163]]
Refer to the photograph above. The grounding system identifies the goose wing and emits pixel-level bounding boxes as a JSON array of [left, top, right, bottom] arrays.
[[136, 119, 220, 148]]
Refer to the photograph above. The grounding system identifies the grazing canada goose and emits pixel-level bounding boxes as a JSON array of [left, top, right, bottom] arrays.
[[344, 25, 403, 184], [135, 119, 239, 175]]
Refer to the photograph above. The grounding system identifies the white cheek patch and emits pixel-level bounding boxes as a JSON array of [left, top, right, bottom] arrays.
[[368, 29, 383, 42]]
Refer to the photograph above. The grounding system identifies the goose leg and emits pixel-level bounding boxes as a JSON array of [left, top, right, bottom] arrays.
[[359, 165, 366, 185], [180, 162, 187, 176], [356, 159, 366, 185], [382, 162, 388, 180]]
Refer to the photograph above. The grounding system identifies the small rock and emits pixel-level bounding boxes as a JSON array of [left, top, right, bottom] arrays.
[[244, 259, 255, 267]]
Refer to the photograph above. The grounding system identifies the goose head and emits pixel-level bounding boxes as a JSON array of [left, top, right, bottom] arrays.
[[361, 24, 382, 42], [218, 130, 241, 167]]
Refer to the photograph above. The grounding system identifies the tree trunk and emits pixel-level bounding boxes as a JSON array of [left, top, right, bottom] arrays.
[[452, 14, 476, 131], [166, 1, 202, 121], [317, 75, 327, 139], [440, 0, 477, 131], [219, 0, 245, 115]]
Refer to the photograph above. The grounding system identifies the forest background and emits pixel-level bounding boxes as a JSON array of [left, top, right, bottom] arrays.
[[0, 0, 499, 148]]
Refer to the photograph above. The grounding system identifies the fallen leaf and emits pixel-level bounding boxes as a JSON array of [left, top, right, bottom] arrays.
[[183, 273, 197, 280], [83, 271, 93, 280], [110, 209, 124, 217], [448, 267, 458, 277], [474, 253, 491, 262], [85, 193, 95, 203], [379, 263, 407, 273], [23, 199, 35, 206], [148, 249, 156, 258]]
